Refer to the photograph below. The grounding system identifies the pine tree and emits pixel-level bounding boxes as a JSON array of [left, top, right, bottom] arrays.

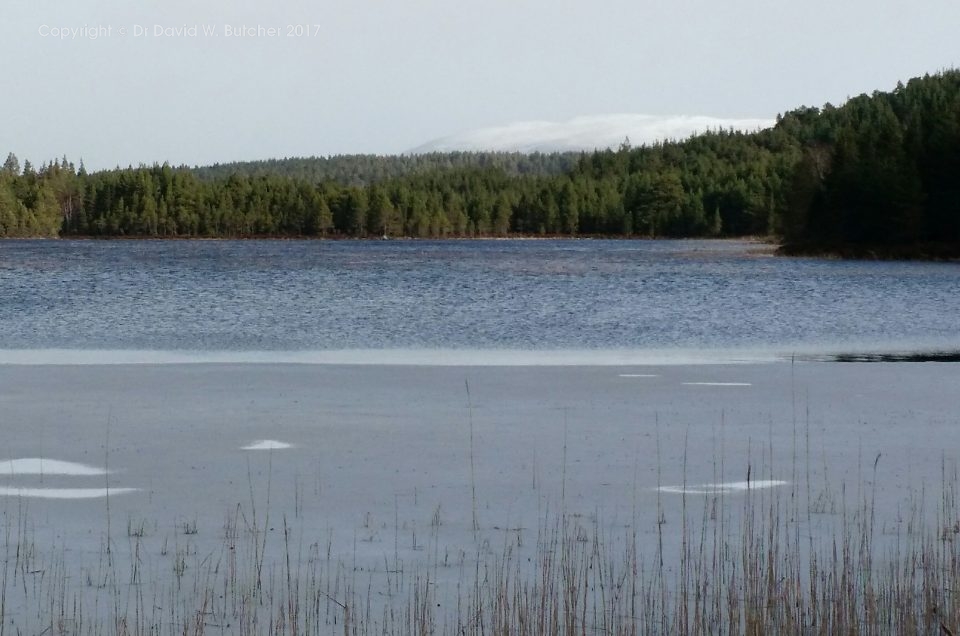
[[2, 153, 20, 176]]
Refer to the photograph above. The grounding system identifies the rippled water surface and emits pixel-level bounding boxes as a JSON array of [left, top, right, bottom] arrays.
[[1, 239, 958, 353]]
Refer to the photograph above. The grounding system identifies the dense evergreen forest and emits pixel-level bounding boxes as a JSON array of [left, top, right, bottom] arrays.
[[190, 152, 580, 186], [1, 71, 958, 255]]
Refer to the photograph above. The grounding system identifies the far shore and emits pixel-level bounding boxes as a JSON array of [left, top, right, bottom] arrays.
[[1, 233, 776, 243], [20, 234, 957, 261], [777, 240, 960, 261], [0, 234, 780, 258]]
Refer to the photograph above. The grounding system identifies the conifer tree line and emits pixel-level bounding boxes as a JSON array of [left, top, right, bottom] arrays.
[[190, 151, 580, 186], [1, 70, 958, 253]]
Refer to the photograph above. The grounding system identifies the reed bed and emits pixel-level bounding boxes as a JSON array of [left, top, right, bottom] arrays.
[[1, 461, 959, 636]]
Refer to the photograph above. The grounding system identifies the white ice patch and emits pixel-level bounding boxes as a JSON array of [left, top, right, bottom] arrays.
[[657, 480, 787, 495], [0, 458, 133, 499], [0, 458, 110, 476], [241, 440, 294, 451], [0, 486, 137, 499], [682, 382, 752, 386]]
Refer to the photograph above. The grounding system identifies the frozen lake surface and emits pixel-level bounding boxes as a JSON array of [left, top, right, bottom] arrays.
[[2, 362, 957, 599]]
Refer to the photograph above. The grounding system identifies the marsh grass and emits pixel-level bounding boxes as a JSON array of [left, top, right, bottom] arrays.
[[2, 434, 960, 634]]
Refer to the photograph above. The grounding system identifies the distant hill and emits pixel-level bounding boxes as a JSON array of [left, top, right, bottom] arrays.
[[189, 151, 581, 187]]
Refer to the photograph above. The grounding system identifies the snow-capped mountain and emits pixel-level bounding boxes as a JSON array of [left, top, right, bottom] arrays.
[[410, 114, 775, 154]]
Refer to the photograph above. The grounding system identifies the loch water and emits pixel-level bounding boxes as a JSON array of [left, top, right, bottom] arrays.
[[1, 238, 958, 354]]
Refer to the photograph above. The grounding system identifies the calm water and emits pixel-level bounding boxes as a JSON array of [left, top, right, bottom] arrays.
[[1, 238, 958, 354]]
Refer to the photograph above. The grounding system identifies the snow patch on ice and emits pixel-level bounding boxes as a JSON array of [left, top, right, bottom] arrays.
[[657, 480, 787, 495], [241, 440, 294, 451], [682, 382, 752, 387], [0, 486, 137, 499], [0, 458, 110, 476]]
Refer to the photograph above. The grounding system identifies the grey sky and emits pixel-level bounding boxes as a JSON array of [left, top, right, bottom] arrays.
[[2, 0, 957, 170]]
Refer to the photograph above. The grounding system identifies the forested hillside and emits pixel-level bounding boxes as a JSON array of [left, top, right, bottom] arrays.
[[1, 70, 958, 255], [190, 152, 579, 186]]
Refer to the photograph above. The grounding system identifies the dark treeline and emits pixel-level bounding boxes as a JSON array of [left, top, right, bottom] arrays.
[[1, 71, 958, 253], [777, 71, 960, 254]]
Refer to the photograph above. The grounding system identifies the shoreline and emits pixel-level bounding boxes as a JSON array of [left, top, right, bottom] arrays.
[[12, 234, 960, 261], [777, 240, 960, 261], [2, 234, 776, 244]]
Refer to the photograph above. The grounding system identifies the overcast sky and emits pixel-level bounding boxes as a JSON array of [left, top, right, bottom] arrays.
[[2, 0, 957, 170]]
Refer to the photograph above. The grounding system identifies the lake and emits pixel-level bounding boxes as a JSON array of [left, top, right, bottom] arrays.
[[2, 238, 959, 355], [0, 239, 958, 634]]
